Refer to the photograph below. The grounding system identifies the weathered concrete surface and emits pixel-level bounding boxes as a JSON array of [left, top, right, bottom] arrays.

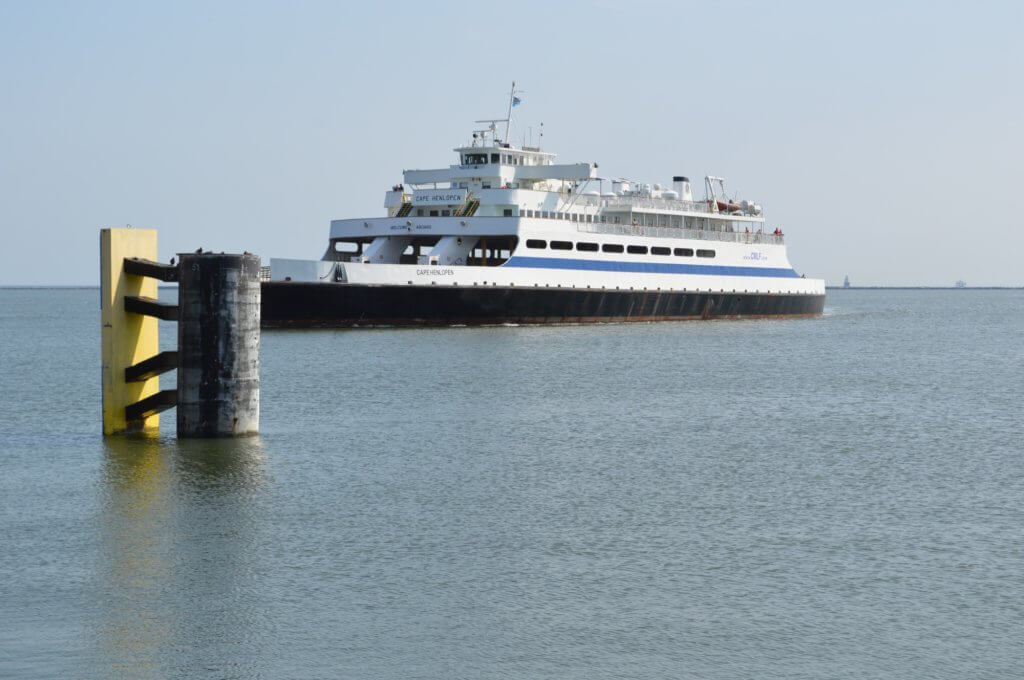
[[177, 252, 260, 437]]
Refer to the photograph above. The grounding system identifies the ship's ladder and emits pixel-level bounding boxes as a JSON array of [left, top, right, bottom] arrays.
[[457, 197, 480, 217], [395, 202, 413, 217]]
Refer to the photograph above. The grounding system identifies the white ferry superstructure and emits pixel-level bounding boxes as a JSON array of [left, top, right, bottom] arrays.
[[263, 94, 824, 326]]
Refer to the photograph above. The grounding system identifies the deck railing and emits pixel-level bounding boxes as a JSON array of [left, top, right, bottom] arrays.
[[560, 195, 759, 216], [574, 221, 784, 245], [598, 196, 716, 214]]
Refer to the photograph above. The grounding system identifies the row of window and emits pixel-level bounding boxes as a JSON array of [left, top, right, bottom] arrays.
[[414, 207, 517, 217], [520, 209, 703, 228], [409, 208, 614, 221], [412, 206, 757, 237], [525, 239, 715, 258], [410, 205, 756, 235], [524, 209, 610, 223], [522, 210, 761, 233], [462, 153, 537, 166]]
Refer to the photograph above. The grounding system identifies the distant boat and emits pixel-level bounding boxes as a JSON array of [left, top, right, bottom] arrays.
[[955, 280, 966, 288], [843, 275, 850, 288]]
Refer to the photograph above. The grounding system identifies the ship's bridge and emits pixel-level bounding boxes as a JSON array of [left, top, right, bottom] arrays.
[[456, 144, 555, 168], [400, 144, 595, 191]]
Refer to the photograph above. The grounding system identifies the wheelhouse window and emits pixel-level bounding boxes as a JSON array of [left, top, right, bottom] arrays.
[[627, 245, 648, 255], [696, 249, 716, 258], [490, 153, 499, 163], [576, 242, 598, 252], [503, 209, 513, 217], [674, 247, 694, 257], [602, 243, 624, 253], [650, 246, 671, 256], [464, 153, 488, 165], [550, 241, 573, 250], [526, 239, 546, 249]]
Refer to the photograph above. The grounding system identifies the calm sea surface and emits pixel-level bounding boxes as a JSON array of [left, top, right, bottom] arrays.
[[1, 288, 1022, 679]]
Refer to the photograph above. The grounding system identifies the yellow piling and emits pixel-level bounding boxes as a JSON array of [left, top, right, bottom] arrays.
[[100, 228, 161, 435]]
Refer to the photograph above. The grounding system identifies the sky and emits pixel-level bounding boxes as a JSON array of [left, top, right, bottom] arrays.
[[1, 0, 1021, 286]]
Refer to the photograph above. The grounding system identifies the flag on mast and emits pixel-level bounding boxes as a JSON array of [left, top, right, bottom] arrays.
[[512, 96, 522, 107]]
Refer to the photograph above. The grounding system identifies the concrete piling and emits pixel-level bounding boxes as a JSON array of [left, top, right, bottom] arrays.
[[176, 252, 261, 437]]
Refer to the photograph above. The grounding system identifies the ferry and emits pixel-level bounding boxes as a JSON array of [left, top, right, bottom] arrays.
[[263, 86, 824, 327]]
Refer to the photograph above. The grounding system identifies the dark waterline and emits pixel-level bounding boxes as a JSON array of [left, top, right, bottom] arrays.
[[1, 288, 1022, 678]]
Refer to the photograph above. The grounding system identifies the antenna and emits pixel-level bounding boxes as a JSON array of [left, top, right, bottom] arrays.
[[504, 81, 516, 142], [475, 82, 522, 145], [503, 81, 524, 143], [473, 119, 505, 145]]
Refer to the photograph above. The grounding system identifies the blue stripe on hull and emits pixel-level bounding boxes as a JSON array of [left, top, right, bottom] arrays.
[[503, 256, 799, 278]]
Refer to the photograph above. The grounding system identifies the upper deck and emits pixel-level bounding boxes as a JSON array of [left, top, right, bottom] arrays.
[[387, 120, 768, 233]]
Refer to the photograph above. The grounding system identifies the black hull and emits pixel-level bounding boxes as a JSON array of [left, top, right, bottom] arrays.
[[261, 282, 825, 328]]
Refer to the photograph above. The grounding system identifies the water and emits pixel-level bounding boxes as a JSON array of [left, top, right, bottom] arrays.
[[1, 288, 1022, 679]]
